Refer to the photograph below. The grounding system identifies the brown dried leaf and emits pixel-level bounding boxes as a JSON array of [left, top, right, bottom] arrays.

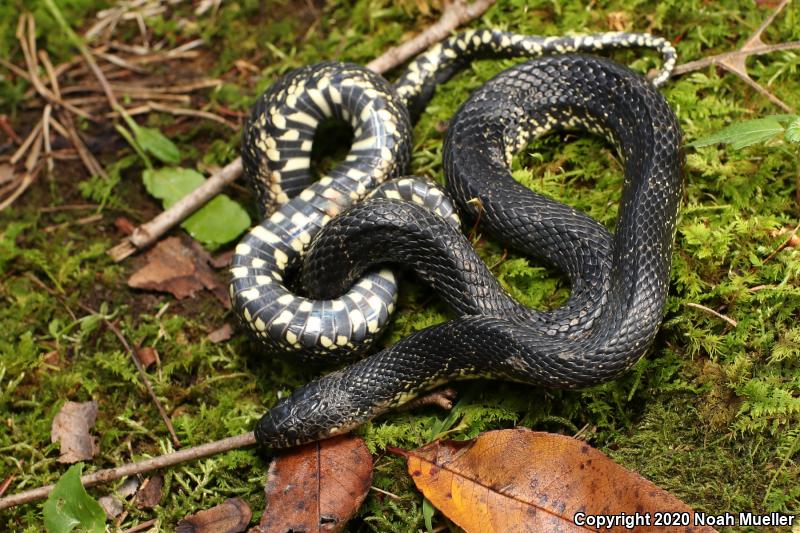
[[115, 216, 136, 235], [99, 477, 139, 519], [210, 249, 235, 269], [128, 236, 222, 301], [252, 434, 373, 533], [51, 401, 99, 464], [770, 226, 800, 248], [136, 346, 158, 369], [135, 473, 163, 509], [397, 428, 717, 533], [177, 497, 252, 533], [207, 323, 234, 343]]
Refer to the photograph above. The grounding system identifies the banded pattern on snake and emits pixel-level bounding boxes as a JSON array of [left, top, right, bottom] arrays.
[[228, 29, 682, 447]]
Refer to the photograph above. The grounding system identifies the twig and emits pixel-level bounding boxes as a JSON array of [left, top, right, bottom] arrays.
[[143, 101, 236, 129], [761, 221, 800, 265], [0, 57, 31, 80], [60, 111, 108, 179], [95, 51, 148, 73], [0, 115, 22, 144], [120, 518, 158, 533], [0, 475, 15, 498], [39, 203, 98, 212], [13, 272, 179, 447], [104, 319, 181, 448], [0, 167, 39, 211], [671, 0, 798, 112], [108, 158, 243, 261], [109, 0, 493, 261], [17, 15, 94, 121], [10, 120, 42, 165], [42, 213, 103, 233], [370, 486, 403, 500], [42, 105, 53, 174], [685, 302, 738, 327], [366, 0, 496, 73], [43, 0, 119, 110], [0, 432, 257, 510]]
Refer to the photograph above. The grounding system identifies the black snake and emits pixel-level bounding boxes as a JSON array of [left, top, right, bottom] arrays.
[[229, 30, 682, 447]]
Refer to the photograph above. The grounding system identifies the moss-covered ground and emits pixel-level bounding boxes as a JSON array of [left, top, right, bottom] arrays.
[[1, 0, 799, 531]]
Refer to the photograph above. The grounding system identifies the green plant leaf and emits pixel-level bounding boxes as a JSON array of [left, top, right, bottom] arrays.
[[142, 167, 204, 205], [131, 124, 181, 165], [183, 194, 252, 249], [689, 117, 786, 149], [422, 497, 435, 533], [43, 464, 105, 533], [785, 117, 800, 144], [142, 167, 251, 249]]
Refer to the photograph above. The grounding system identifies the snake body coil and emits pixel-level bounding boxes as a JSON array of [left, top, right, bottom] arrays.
[[229, 30, 682, 447]]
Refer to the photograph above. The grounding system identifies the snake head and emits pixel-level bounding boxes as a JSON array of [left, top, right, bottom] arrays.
[[255, 373, 359, 448]]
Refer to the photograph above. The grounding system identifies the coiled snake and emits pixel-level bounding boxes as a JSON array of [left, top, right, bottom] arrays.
[[229, 30, 683, 447]]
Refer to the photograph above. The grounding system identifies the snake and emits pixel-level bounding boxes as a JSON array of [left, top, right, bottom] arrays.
[[229, 29, 682, 447]]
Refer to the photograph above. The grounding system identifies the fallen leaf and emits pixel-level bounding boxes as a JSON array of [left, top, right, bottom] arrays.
[[135, 346, 159, 369], [207, 323, 234, 343], [98, 477, 139, 519], [142, 167, 250, 249], [43, 463, 106, 533], [252, 434, 373, 533], [128, 236, 227, 303], [135, 473, 164, 509], [211, 249, 235, 269], [394, 428, 717, 533], [770, 226, 800, 248], [176, 497, 252, 533], [115, 216, 136, 235], [51, 401, 99, 464]]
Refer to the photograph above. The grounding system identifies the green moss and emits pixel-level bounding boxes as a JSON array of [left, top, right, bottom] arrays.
[[1, 0, 799, 530]]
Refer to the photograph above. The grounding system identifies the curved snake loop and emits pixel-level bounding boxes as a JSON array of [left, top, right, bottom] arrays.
[[230, 30, 676, 367]]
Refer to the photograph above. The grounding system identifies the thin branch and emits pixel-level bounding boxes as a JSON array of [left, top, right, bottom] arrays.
[[42, 104, 53, 174], [671, 0, 797, 112], [366, 0, 496, 73], [103, 319, 181, 448], [120, 518, 158, 533], [10, 120, 42, 165], [141, 101, 236, 129], [0, 432, 257, 510], [0, 115, 22, 144], [761, 221, 800, 266], [43, 0, 119, 110], [108, 158, 243, 261], [0, 167, 40, 211], [370, 486, 402, 500], [109, 0, 494, 261], [685, 302, 738, 327], [0, 57, 31, 80], [60, 110, 108, 179], [673, 41, 800, 75], [0, 475, 15, 498]]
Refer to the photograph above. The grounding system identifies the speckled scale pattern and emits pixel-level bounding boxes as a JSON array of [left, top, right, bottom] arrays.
[[255, 55, 683, 447], [395, 29, 676, 115], [230, 28, 681, 446], [233, 30, 676, 370]]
